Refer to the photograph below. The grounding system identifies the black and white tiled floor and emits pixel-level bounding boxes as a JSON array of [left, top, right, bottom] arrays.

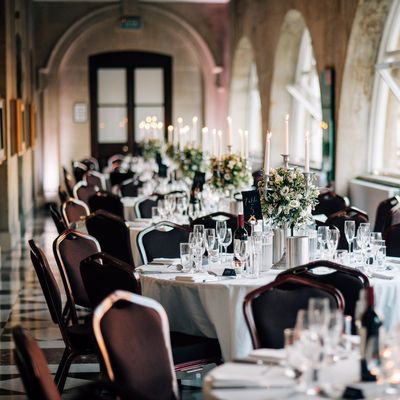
[[0, 210, 203, 399]]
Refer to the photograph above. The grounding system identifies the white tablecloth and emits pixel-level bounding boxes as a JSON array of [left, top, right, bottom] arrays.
[[141, 261, 400, 362]]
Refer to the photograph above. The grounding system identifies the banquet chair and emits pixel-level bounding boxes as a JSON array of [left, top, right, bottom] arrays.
[[326, 207, 369, 250], [53, 229, 101, 319], [135, 196, 158, 219], [374, 196, 400, 234], [312, 189, 347, 217], [58, 185, 69, 204], [109, 169, 134, 187], [28, 240, 96, 393], [88, 190, 125, 219], [84, 170, 106, 191], [383, 223, 400, 257], [80, 157, 99, 172], [61, 198, 90, 226], [137, 222, 190, 264], [49, 203, 67, 234], [93, 291, 179, 400], [86, 209, 134, 265], [72, 161, 88, 183], [73, 181, 99, 205], [192, 211, 246, 252], [80, 252, 140, 308], [119, 178, 140, 197], [243, 275, 344, 349], [62, 166, 75, 197], [278, 260, 369, 333]]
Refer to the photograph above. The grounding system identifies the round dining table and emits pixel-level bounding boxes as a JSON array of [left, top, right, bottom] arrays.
[[140, 260, 400, 362]]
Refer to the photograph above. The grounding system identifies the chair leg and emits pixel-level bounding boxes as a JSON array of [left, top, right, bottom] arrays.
[[55, 348, 75, 393]]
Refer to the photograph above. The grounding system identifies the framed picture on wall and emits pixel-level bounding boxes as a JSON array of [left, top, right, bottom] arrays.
[[0, 99, 5, 163], [29, 103, 36, 147], [10, 99, 24, 155]]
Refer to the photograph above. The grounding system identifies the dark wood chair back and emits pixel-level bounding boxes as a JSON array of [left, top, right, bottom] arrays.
[[88, 190, 124, 219], [61, 198, 90, 226], [384, 223, 400, 257], [49, 204, 67, 234], [313, 190, 347, 217]]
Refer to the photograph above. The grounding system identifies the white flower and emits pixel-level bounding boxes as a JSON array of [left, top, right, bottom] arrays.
[[281, 186, 289, 195], [289, 200, 300, 209]]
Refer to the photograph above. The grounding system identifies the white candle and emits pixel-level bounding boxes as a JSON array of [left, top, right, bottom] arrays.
[[264, 131, 272, 175], [167, 125, 173, 145], [284, 114, 289, 155], [238, 129, 244, 158], [304, 130, 310, 173], [212, 129, 217, 157], [244, 130, 249, 159], [202, 127, 208, 153], [218, 130, 223, 159], [192, 116, 198, 146], [227, 116, 233, 148]]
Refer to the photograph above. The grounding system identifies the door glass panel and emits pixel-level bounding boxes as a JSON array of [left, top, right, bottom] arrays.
[[135, 68, 164, 104], [98, 69, 127, 104], [98, 107, 128, 143]]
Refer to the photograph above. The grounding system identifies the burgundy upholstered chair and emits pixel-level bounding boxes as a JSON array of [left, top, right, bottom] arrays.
[[93, 291, 179, 400], [137, 221, 190, 265], [85, 209, 134, 266], [84, 170, 106, 191], [53, 229, 101, 321], [384, 223, 400, 257], [243, 275, 344, 349], [28, 240, 96, 393], [73, 181, 99, 205], [61, 198, 90, 226], [278, 260, 369, 333], [374, 196, 400, 234], [88, 190, 124, 219], [49, 204, 67, 234], [313, 189, 347, 217]]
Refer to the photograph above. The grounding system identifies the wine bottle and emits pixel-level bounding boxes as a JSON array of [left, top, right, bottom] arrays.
[[359, 287, 382, 381]]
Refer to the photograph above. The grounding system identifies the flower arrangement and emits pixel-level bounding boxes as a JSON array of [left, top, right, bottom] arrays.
[[142, 139, 162, 160], [258, 166, 319, 229], [166, 143, 177, 160], [178, 146, 204, 179], [209, 154, 252, 191]]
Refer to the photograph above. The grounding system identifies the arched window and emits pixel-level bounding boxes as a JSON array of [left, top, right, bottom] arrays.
[[287, 29, 323, 170], [370, 0, 400, 177], [229, 37, 262, 164]]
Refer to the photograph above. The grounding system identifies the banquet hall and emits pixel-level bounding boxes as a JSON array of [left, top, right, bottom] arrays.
[[1, 0, 400, 398]]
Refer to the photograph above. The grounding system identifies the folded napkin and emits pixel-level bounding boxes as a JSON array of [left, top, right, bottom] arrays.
[[248, 348, 286, 363], [136, 261, 181, 274], [371, 271, 394, 280], [175, 274, 219, 283], [150, 258, 180, 265], [211, 363, 294, 389]]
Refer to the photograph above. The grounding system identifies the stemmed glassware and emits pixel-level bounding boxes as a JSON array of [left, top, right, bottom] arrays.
[[317, 226, 330, 258], [189, 230, 206, 272], [357, 223, 371, 268], [234, 239, 249, 275], [327, 229, 340, 260], [221, 228, 232, 265], [216, 220, 227, 261], [176, 196, 188, 222], [344, 220, 355, 253]]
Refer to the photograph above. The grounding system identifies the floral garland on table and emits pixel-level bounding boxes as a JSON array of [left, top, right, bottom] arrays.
[[178, 146, 204, 179], [258, 166, 319, 229], [209, 154, 252, 191], [141, 139, 163, 160]]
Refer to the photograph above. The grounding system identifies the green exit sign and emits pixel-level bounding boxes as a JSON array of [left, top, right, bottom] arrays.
[[120, 16, 142, 30]]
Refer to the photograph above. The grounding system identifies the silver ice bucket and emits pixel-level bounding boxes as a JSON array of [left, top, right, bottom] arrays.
[[286, 236, 309, 268]]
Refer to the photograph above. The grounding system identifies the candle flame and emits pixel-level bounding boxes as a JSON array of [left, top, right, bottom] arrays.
[[177, 117, 183, 124], [217, 130, 222, 137], [267, 131, 272, 140], [212, 128, 217, 135], [305, 130, 309, 139], [285, 114, 290, 121], [192, 116, 198, 123], [238, 129, 243, 135], [321, 121, 328, 130], [202, 127, 208, 134], [227, 116, 232, 124], [168, 125, 174, 132], [244, 130, 249, 137]]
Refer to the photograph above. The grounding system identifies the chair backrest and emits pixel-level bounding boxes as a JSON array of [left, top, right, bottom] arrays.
[[137, 222, 190, 264], [135, 196, 158, 219], [80, 157, 99, 172], [88, 190, 124, 219], [93, 291, 178, 400], [278, 260, 369, 333], [243, 275, 344, 349], [80, 252, 140, 308], [374, 196, 400, 233], [72, 161, 88, 183], [53, 229, 101, 310], [192, 212, 241, 252], [384, 223, 400, 257], [119, 178, 140, 197], [84, 170, 106, 191], [313, 190, 347, 217], [28, 239, 64, 326], [73, 181, 99, 205], [86, 209, 134, 265], [58, 186, 69, 204], [326, 207, 369, 250], [49, 204, 67, 234], [109, 170, 134, 187], [62, 166, 75, 197], [13, 326, 62, 400], [61, 198, 90, 226]]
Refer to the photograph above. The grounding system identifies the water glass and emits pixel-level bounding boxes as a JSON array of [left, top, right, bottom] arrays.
[[216, 220, 227, 259], [222, 228, 233, 265], [151, 207, 160, 224], [317, 226, 330, 258], [246, 234, 262, 278], [344, 220, 355, 252], [204, 228, 216, 254], [334, 249, 349, 265], [180, 243, 192, 272], [308, 230, 318, 261], [193, 224, 205, 239], [375, 245, 386, 271], [234, 239, 249, 275], [327, 229, 340, 259]]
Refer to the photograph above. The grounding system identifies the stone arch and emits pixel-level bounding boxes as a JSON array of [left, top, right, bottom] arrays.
[[40, 4, 220, 198]]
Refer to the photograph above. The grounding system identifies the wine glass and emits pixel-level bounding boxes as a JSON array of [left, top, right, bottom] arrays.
[[157, 199, 167, 220], [344, 220, 355, 253], [193, 224, 205, 239], [176, 196, 188, 222], [317, 226, 330, 258], [234, 238, 249, 274], [216, 220, 227, 260], [308, 297, 330, 333], [204, 228, 216, 255], [222, 228, 232, 265], [327, 229, 340, 259]]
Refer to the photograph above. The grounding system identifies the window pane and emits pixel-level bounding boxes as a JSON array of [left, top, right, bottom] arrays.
[[98, 107, 128, 143], [135, 68, 164, 104], [98, 69, 127, 105], [135, 106, 164, 142]]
